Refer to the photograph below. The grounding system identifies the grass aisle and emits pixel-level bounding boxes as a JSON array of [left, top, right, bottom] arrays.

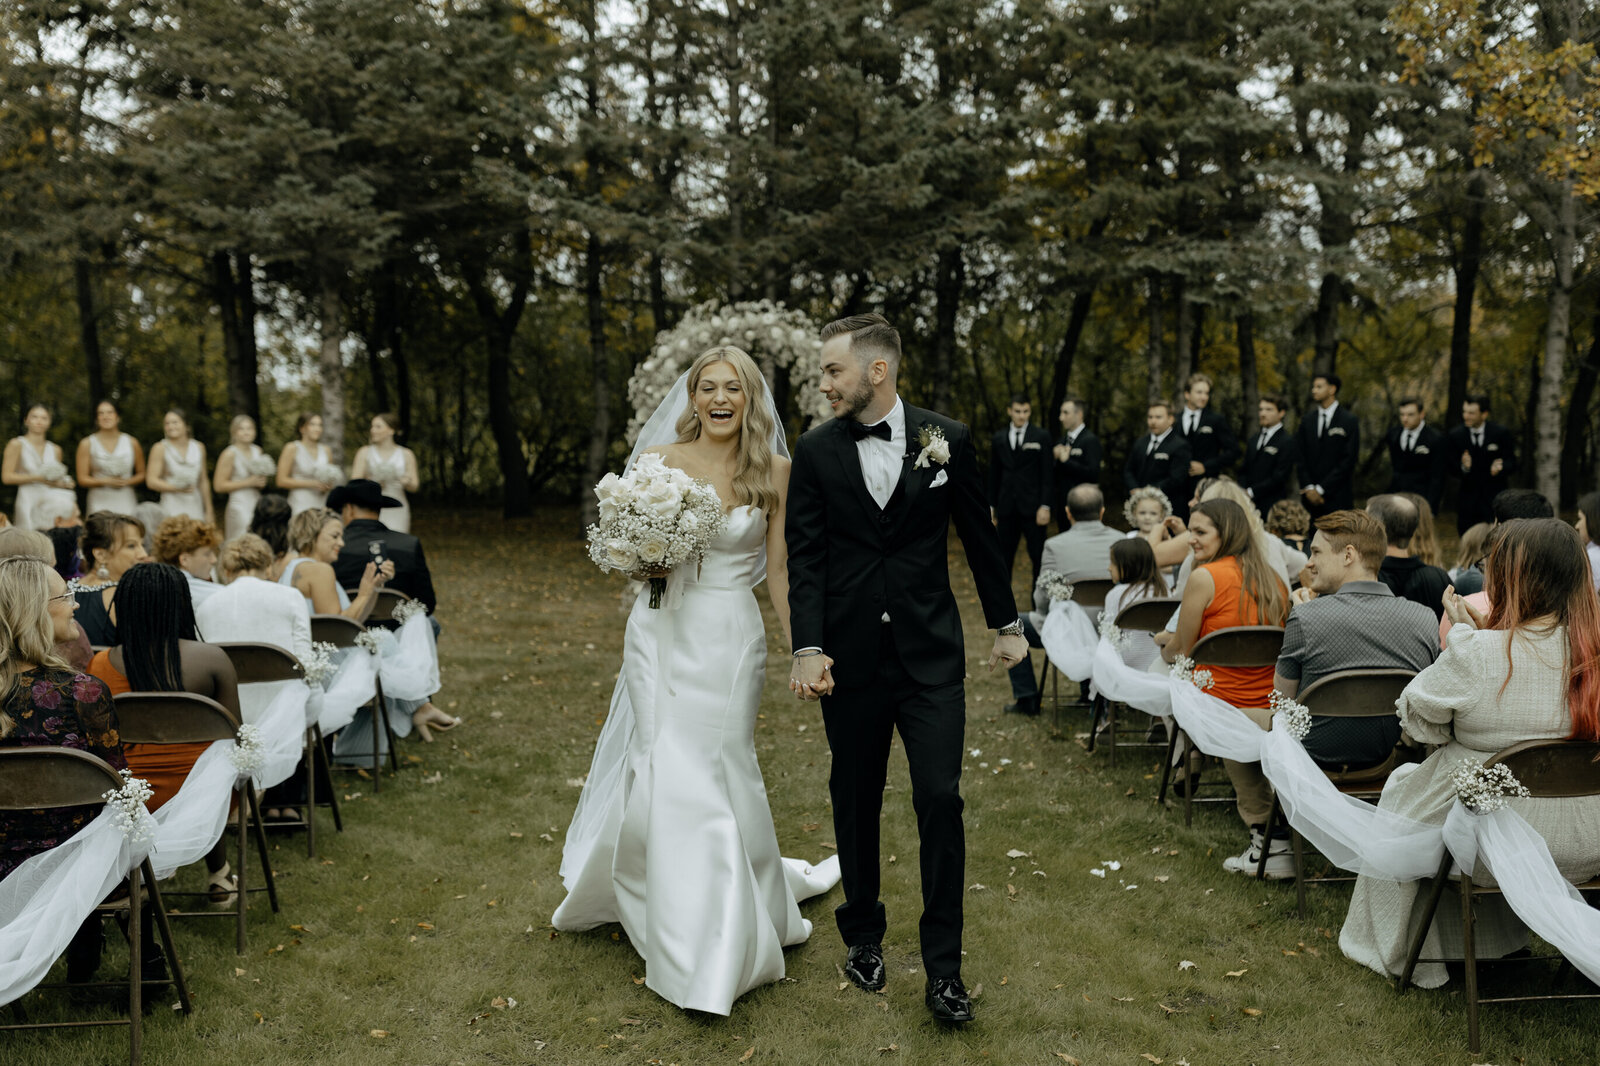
[[8, 509, 1590, 1065]]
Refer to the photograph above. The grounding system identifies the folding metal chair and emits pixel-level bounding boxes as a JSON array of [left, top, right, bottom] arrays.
[[312, 613, 397, 790], [1089, 596, 1181, 766], [1039, 578, 1114, 726], [213, 642, 340, 858], [1250, 668, 1417, 914], [112, 691, 281, 954], [0, 747, 192, 1063], [1397, 739, 1600, 1052], [345, 586, 412, 630], [1156, 625, 1284, 826]]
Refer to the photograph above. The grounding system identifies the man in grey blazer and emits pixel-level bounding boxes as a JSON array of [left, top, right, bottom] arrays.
[[1004, 484, 1126, 715]]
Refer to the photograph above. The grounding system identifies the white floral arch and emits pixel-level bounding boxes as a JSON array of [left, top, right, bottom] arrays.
[[626, 299, 829, 445]]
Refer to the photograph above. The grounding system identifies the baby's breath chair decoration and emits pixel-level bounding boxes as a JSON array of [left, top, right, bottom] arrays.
[[1451, 760, 1532, 815], [626, 300, 827, 445], [1269, 690, 1312, 741]]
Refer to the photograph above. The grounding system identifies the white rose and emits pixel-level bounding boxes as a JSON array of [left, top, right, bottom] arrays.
[[678, 510, 700, 535], [604, 539, 639, 572], [597, 497, 621, 524], [927, 437, 952, 464], [643, 479, 683, 518], [595, 471, 623, 502], [637, 535, 669, 564]]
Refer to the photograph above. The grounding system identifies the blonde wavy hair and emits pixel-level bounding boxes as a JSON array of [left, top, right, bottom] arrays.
[[288, 508, 340, 555], [0, 557, 70, 736], [1123, 486, 1173, 527], [672, 346, 780, 514]]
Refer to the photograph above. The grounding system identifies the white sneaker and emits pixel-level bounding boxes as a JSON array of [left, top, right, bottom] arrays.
[[1221, 831, 1296, 880]]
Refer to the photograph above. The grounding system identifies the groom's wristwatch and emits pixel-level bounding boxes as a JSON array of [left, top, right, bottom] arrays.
[[998, 618, 1024, 637]]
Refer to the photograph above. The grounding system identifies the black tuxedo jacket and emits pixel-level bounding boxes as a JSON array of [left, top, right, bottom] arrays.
[[334, 517, 437, 613], [787, 406, 1017, 690], [1240, 425, 1297, 513], [1448, 421, 1518, 501], [1052, 428, 1101, 503], [1122, 432, 1192, 506], [987, 424, 1053, 517], [1385, 423, 1447, 510], [1296, 405, 1360, 510], [1176, 408, 1238, 479]]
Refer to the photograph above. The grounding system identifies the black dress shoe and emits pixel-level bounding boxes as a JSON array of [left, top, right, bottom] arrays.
[[1003, 696, 1040, 717], [843, 944, 885, 991], [925, 976, 974, 1023]]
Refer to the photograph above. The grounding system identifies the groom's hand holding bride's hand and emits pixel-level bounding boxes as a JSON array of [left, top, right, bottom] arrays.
[[988, 633, 1028, 671], [790, 652, 835, 701]]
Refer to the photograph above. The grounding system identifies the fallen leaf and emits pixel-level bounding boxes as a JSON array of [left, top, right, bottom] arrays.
[[370, 1030, 389, 1038], [1005, 848, 1030, 858], [876, 1045, 899, 1054], [1242, 1007, 1263, 1017], [417, 922, 434, 930], [1153, 875, 1170, 883], [1140, 1055, 1162, 1064], [1225, 969, 1248, 978], [968, 882, 988, 891], [1178, 960, 1196, 971], [970, 983, 983, 996], [739, 1048, 755, 1062], [1113, 995, 1134, 1002], [836, 981, 849, 991], [1158, 1002, 1184, 1015], [1054, 1055, 1082, 1065], [1089, 868, 1106, 878], [233, 967, 246, 977], [620, 1017, 642, 1025]]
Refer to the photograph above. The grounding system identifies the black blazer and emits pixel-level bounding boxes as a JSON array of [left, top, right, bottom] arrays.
[[1052, 428, 1101, 502], [1447, 421, 1518, 501], [787, 406, 1016, 690], [1240, 424, 1297, 513], [1176, 408, 1239, 479], [1123, 432, 1192, 507], [1296, 405, 1360, 509], [333, 518, 437, 613], [987, 423, 1053, 517], [1385, 423, 1448, 511]]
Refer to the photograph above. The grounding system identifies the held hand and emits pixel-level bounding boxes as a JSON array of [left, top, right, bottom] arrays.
[[1290, 586, 1317, 606], [1188, 460, 1205, 477], [988, 633, 1028, 671], [1052, 444, 1069, 462], [789, 653, 832, 701], [1460, 450, 1472, 471], [357, 561, 383, 595], [1034, 505, 1050, 527], [1441, 585, 1487, 630], [1490, 458, 1504, 477], [252, 475, 270, 489]]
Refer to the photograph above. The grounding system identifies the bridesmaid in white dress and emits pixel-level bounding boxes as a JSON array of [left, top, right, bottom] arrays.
[[76, 399, 145, 516], [3, 404, 77, 531], [213, 415, 273, 540], [554, 347, 838, 1016], [277, 413, 338, 516], [350, 413, 418, 533], [146, 408, 215, 524]]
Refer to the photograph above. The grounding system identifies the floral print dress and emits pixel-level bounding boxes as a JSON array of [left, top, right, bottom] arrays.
[[0, 667, 125, 879]]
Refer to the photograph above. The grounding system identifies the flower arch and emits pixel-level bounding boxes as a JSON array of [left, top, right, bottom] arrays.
[[626, 299, 829, 445]]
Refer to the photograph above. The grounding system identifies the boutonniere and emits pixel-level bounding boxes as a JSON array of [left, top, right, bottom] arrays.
[[1415, 445, 1430, 455], [1486, 443, 1499, 451], [1265, 445, 1279, 455], [1199, 425, 1214, 434], [1329, 427, 1347, 436], [1154, 452, 1170, 460], [914, 425, 951, 468], [1022, 441, 1042, 451]]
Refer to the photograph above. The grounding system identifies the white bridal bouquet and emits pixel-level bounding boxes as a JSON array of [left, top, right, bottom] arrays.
[[165, 470, 197, 491], [313, 462, 343, 486], [246, 455, 279, 478], [38, 459, 69, 483], [586, 453, 727, 609]]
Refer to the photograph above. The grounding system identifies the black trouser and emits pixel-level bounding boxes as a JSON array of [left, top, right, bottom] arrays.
[[821, 625, 966, 978], [995, 508, 1046, 586], [1457, 489, 1494, 537]]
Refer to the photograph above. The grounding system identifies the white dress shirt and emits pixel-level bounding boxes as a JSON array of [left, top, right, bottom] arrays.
[[1183, 407, 1202, 435], [855, 397, 906, 510], [1146, 428, 1172, 455], [1400, 420, 1426, 452], [195, 575, 314, 723]]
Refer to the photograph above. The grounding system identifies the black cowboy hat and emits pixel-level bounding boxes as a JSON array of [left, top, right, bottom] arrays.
[[327, 478, 402, 512]]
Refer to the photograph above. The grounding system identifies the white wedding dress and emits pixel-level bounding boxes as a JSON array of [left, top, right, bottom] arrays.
[[554, 503, 839, 1015]]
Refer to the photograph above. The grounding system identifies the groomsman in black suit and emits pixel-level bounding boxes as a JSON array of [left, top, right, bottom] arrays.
[[1385, 396, 1447, 513], [1050, 394, 1100, 524], [1240, 392, 1296, 516], [1296, 372, 1360, 519], [1123, 401, 1192, 516], [1448, 392, 1519, 535], [988, 394, 1053, 583], [1175, 373, 1238, 502]]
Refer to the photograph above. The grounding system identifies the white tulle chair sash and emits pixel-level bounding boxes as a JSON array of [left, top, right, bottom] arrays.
[[0, 807, 151, 1006], [376, 613, 440, 702], [315, 648, 380, 734], [239, 680, 309, 791], [1039, 599, 1099, 684]]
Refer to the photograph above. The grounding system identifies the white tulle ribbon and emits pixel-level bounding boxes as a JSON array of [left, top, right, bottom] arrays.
[[316, 647, 379, 734], [1038, 599, 1099, 684], [102, 770, 157, 845]]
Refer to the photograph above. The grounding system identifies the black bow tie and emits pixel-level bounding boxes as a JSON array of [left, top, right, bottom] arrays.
[[847, 419, 892, 442]]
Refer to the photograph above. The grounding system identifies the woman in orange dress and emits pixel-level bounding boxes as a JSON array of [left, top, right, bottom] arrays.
[[87, 561, 240, 898], [1159, 497, 1289, 874]]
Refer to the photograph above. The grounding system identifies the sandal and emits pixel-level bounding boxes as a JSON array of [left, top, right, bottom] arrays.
[[208, 862, 238, 906], [414, 707, 463, 743]]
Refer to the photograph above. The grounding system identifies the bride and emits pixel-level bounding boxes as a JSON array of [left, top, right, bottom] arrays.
[[554, 346, 840, 1015]]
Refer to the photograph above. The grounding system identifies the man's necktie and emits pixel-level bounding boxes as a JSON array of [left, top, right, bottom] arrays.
[[1403, 431, 1412, 452], [1258, 431, 1268, 452], [1320, 411, 1329, 438], [847, 420, 892, 442], [1473, 431, 1483, 449], [1146, 437, 1157, 457]]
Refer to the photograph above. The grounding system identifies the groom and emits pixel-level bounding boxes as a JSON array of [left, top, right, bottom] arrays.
[[786, 314, 1027, 1024]]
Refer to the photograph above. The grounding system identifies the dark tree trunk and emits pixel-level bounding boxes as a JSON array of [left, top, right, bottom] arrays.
[[212, 251, 260, 423], [648, 251, 672, 335], [1559, 301, 1599, 504], [1046, 285, 1097, 417], [365, 265, 396, 416], [393, 340, 412, 439], [930, 246, 964, 412], [1173, 278, 1193, 387], [1237, 312, 1259, 434], [318, 266, 348, 466], [466, 231, 535, 517], [580, 229, 611, 528], [74, 257, 104, 411], [1145, 274, 1163, 405], [1189, 301, 1206, 376], [1311, 271, 1342, 377], [1448, 170, 1487, 431]]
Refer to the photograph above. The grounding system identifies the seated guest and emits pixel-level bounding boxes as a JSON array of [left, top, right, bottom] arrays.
[[1123, 486, 1173, 545], [1449, 522, 1492, 587], [0, 554, 142, 981], [1574, 491, 1600, 592], [247, 493, 292, 572], [88, 562, 239, 898], [1102, 538, 1169, 672], [133, 501, 166, 556], [1265, 498, 1311, 556], [1439, 488, 1557, 643], [280, 507, 393, 622], [328, 479, 437, 614], [1272, 508, 1438, 788], [45, 525, 84, 580], [73, 511, 148, 647], [1367, 494, 1450, 620], [31, 493, 81, 531], [150, 515, 224, 609], [1004, 484, 1125, 716], [1163, 480, 1307, 593], [0, 528, 92, 669], [1341, 518, 1600, 987], [1397, 491, 1443, 568], [1157, 499, 1289, 859]]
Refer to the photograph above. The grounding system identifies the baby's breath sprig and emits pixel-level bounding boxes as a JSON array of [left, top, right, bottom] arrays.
[[227, 723, 266, 777], [1035, 569, 1077, 605], [1169, 655, 1214, 690], [1098, 614, 1126, 649], [1451, 760, 1532, 815], [101, 769, 156, 844], [392, 598, 429, 626], [1269, 690, 1313, 741]]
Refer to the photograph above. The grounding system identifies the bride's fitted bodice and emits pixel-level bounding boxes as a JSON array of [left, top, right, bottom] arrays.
[[687, 506, 766, 590]]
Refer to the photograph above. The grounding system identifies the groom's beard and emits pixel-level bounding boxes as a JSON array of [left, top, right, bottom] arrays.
[[834, 380, 877, 423]]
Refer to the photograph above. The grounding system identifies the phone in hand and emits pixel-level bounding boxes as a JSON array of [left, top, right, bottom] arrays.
[[368, 539, 387, 569]]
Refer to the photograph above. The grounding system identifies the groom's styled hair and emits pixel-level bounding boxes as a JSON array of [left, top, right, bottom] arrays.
[[821, 313, 902, 375]]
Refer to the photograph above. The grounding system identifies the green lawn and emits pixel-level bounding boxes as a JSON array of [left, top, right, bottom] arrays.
[[5, 508, 1590, 1065]]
